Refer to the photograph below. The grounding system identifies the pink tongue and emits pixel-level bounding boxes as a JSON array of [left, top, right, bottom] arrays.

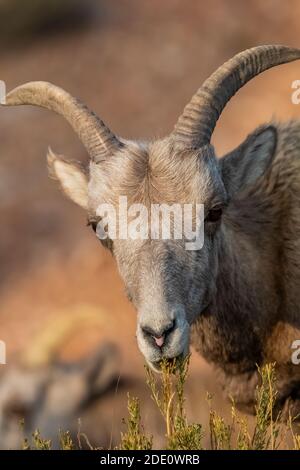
[[154, 335, 165, 347]]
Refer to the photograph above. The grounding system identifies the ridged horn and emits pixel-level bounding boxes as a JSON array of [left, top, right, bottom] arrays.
[[172, 45, 300, 147], [1, 81, 121, 162]]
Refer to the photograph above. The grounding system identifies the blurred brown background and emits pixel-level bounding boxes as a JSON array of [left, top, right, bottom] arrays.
[[0, 0, 300, 448]]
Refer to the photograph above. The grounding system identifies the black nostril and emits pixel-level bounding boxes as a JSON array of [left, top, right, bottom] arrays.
[[141, 320, 176, 346], [164, 319, 176, 337]]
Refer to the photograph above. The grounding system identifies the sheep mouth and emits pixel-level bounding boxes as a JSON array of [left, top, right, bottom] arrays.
[[150, 354, 185, 373]]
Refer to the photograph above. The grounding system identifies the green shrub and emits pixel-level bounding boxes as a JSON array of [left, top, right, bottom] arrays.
[[18, 361, 300, 450]]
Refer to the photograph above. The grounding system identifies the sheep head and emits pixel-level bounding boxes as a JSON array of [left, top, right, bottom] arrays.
[[2, 45, 300, 371]]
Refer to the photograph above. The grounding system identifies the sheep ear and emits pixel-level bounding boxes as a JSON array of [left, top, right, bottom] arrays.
[[221, 126, 277, 197], [47, 148, 88, 209]]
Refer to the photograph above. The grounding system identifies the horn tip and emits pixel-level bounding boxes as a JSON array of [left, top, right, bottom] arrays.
[[0, 80, 6, 105]]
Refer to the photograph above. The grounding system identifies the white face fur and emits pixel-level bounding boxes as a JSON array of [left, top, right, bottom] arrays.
[[48, 139, 226, 370], [48, 127, 276, 370]]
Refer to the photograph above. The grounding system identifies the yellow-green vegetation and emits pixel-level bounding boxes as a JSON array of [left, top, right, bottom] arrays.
[[121, 360, 298, 450], [143, 358, 203, 450], [120, 396, 153, 450], [208, 363, 283, 450], [20, 361, 300, 450]]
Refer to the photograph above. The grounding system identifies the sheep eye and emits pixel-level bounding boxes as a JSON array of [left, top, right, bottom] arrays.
[[87, 219, 98, 232], [90, 221, 98, 232], [87, 218, 114, 252], [205, 207, 223, 223]]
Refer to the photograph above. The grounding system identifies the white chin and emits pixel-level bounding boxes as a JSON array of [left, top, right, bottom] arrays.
[[147, 360, 163, 373], [147, 351, 188, 373]]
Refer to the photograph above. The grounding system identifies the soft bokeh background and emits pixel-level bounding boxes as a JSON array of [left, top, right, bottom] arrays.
[[0, 0, 300, 448]]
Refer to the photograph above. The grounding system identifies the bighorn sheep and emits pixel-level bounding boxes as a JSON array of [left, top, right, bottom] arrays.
[[0, 343, 120, 449], [2, 45, 300, 416]]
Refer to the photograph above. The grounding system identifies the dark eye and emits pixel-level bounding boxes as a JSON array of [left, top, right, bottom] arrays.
[[87, 219, 98, 232], [87, 218, 114, 252], [205, 207, 223, 223], [91, 221, 98, 232]]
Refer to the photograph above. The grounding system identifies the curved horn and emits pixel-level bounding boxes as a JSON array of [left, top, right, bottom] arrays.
[[2, 81, 121, 162], [172, 45, 300, 148]]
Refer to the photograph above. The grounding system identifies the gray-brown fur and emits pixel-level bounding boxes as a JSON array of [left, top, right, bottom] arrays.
[[2, 45, 300, 417]]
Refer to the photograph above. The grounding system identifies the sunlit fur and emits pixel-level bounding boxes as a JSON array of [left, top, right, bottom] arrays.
[[50, 121, 300, 418]]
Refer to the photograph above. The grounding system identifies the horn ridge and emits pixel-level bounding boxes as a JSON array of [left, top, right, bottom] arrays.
[[2, 81, 121, 161], [173, 45, 300, 147]]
